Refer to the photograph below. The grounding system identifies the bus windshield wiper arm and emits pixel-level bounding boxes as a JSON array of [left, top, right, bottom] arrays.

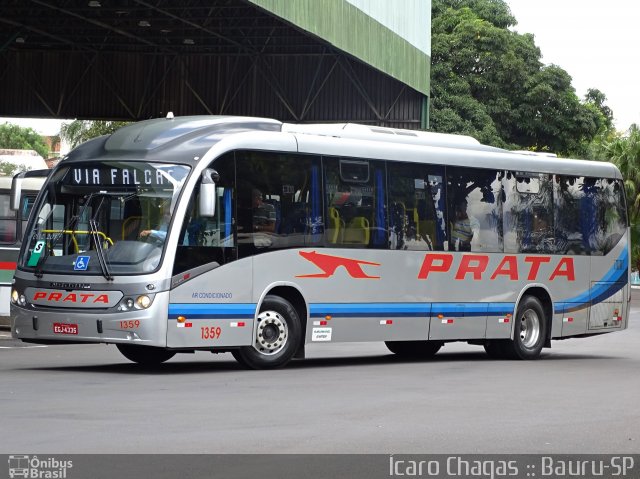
[[89, 218, 113, 281], [88, 197, 113, 281]]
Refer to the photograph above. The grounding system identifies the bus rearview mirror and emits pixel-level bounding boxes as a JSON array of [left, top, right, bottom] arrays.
[[199, 168, 220, 217]]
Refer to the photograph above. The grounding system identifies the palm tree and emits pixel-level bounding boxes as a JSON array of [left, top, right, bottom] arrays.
[[607, 124, 640, 271]]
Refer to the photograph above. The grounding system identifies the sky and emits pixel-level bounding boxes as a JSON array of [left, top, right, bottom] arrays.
[[506, 0, 640, 132], [2, 0, 639, 138]]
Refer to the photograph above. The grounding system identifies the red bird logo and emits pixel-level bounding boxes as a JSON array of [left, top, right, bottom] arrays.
[[296, 250, 381, 279]]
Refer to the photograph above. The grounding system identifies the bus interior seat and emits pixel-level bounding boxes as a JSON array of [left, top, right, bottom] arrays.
[[415, 211, 436, 249], [343, 216, 370, 245], [327, 207, 344, 244]]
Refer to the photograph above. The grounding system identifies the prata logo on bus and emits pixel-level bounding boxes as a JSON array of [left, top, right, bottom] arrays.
[[33, 291, 109, 303], [297, 251, 575, 282], [418, 254, 575, 281], [26, 288, 123, 308]]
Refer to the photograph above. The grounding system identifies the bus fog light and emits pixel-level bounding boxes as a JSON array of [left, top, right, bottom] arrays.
[[125, 298, 135, 309], [11, 289, 19, 304], [135, 295, 152, 309], [18, 295, 27, 306]]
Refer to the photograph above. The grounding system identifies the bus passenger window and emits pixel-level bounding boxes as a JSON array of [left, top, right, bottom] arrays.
[[591, 178, 627, 255], [447, 168, 503, 253], [504, 172, 553, 254], [387, 163, 446, 250], [235, 152, 322, 257], [324, 157, 387, 249], [0, 194, 17, 243], [554, 176, 589, 255]]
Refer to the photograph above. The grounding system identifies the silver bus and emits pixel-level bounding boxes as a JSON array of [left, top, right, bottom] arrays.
[[10, 116, 629, 368]]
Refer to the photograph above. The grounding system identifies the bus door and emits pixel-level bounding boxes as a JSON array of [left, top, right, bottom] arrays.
[[428, 303, 488, 340]]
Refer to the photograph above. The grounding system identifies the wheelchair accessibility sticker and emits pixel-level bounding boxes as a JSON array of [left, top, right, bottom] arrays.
[[74, 255, 90, 271]]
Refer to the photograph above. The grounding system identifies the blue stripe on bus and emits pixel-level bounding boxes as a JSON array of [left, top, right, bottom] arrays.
[[309, 302, 514, 318], [554, 248, 628, 314]]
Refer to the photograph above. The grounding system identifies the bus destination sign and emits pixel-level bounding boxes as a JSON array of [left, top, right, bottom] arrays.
[[68, 166, 173, 187]]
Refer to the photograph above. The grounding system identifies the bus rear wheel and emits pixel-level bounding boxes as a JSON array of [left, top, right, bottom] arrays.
[[232, 295, 302, 369], [385, 340, 443, 358], [502, 295, 547, 360], [116, 344, 176, 365]]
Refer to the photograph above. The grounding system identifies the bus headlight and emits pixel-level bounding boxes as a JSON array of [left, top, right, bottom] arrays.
[[135, 295, 152, 309], [11, 290, 26, 306]]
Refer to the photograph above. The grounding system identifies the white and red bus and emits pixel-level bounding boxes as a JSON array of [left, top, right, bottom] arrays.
[[0, 174, 46, 325], [10, 116, 629, 368]]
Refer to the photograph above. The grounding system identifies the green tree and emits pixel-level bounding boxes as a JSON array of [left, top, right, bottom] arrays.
[[61, 120, 129, 149], [0, 122, 49, 158], [584, 88, 614, 133], [430, 0, 603, 156], [603, 124, 640, 270]]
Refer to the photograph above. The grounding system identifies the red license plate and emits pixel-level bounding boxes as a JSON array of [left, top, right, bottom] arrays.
[[53, 323, 78, 335]]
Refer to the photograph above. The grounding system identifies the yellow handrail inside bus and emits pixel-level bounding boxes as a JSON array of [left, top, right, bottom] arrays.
[[41, 230, 114, 253]]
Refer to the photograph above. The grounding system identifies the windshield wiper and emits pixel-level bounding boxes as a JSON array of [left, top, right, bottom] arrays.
[[89, 196, 113, 281]]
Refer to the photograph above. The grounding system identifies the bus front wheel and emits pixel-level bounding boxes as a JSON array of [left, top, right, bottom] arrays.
[[116, 344, 176, 365], [503, 295, 547, 360], [232, 295, 302, 369], [385, 340, 443, 358]]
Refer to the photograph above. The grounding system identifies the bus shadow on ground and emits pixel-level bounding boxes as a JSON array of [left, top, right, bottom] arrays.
[[17, 350, 620, 375]]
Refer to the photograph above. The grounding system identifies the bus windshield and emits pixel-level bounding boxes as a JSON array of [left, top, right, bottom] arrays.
[[20, 162, 190, 277]]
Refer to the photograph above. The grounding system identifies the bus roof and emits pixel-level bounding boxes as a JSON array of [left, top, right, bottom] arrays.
[[58, 115, 622, 180]]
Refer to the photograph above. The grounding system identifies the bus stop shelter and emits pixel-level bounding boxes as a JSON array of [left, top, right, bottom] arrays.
[[0, 0, 431, 129]]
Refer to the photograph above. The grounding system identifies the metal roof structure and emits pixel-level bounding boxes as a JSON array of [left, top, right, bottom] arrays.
[[0, 0, 431, 129]]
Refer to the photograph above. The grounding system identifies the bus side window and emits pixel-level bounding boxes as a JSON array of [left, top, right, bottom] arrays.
[[503, 172, 553, 254], [591, 178, 627, 255], [0, 193, 17, 243], [447, 167, 503, 253], [237, 152, 323, 256], [173, 154, 237, 276], [554, 175, 589, 255], [323, 157, 387, 249], [387, 162, 446, 251]]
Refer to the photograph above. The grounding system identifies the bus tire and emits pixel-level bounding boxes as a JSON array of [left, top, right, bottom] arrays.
[[116, 344, 176, 365], [232, 295, 301, 369], [503, 295, 547, 360], [385, 340, 443, 358]]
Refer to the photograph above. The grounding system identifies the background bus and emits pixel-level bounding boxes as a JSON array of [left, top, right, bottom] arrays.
[[0, 175, 46, 326], [9, 116, 630, 368]]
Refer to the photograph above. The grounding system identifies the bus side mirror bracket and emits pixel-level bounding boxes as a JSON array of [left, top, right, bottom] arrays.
[[199, 168, 220, 218]]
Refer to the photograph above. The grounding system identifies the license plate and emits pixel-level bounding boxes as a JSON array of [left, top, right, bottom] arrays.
[[53, 323, 78, 335]]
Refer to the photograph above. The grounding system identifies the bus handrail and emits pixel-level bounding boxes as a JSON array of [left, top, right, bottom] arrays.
[[41, 229, 114, 253]]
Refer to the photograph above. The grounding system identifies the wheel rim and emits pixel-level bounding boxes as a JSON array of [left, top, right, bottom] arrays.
[[519, 308, 541, 349], [253, 310, 288, 356]]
